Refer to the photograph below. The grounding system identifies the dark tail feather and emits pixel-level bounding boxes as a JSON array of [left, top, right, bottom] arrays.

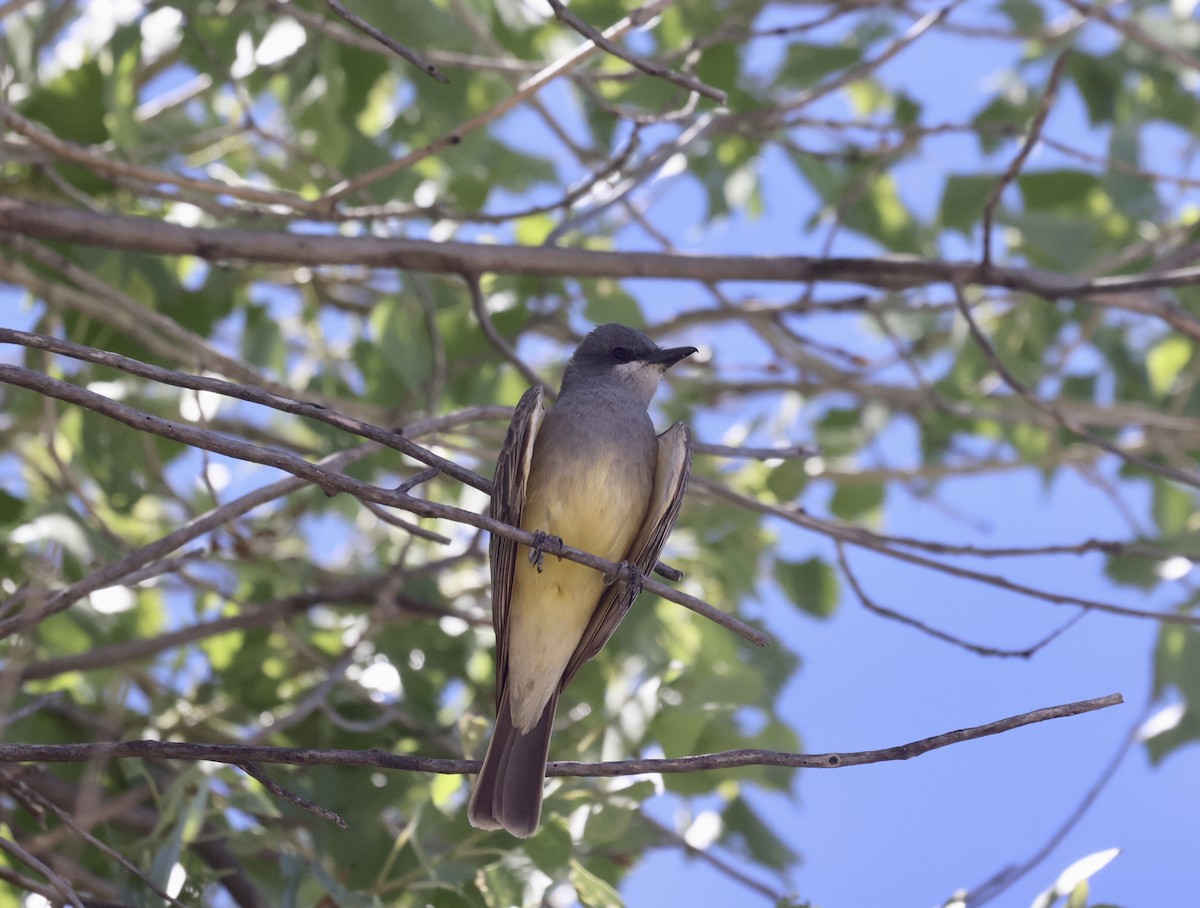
[[468, 689, 557, 838]]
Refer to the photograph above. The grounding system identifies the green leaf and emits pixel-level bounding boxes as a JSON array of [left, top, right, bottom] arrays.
[[1146, 335, 1193, 396], [778, 43, 861, 89], [1103, 553, 1161, 591], [523, 819, 573, 874], [830, 482, 885, 521], [940, 174, 996, 236], [997, 0, 1045, 28], [0, 490, 25, 526], [1017, 170, 1101, 212], [1068, 53, 1122, 125], [721, 795, 798, 871], [584, 285, 644, 327], [766, 460, 809, 502], [1152, 479, 1195, 536], [1152, 627, 1200, 762], [569, 858, 624, 908], [371, 295, 436, 396], [773, 556, 839, 618], [20, 59, 108, 144]]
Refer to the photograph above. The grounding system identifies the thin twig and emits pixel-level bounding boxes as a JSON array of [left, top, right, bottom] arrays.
[[963, 699, 1151, 905], [0, 441, 374, 639], [0, 327, 495, 493], [17, 578, 381, 682], [544, 0, 725, 102], [951, 284, 1200, 491], [0, 367, 767, 648], [236, 762, 347, 828], [325, 0, 448, 82], [981, 50, 1072, 267], [1059, 0, 1200, 73], [362, 498, 451, 543], [836, 541, 1086, 659], [693, 441, 819, 460], [642, 814, 784, 903], [464, 274, 548, 393], [322, 0, 676, 204], [694, 476, 1200, 627], [0, 769, 189, 908], [0, 834, 85, 908]]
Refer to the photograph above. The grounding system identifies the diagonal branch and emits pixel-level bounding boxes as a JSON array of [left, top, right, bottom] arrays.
[[322, 0, 681, 203], [325, 0, 449, 83], [981, 50, 1072, 268], [951, 283, 1200, 491], [694, 476, 1200, 627], [835, 540, 1086, 659], [0, 366, 767, 647], [0, 326, 497, 493], [544, 0, 725, 102]]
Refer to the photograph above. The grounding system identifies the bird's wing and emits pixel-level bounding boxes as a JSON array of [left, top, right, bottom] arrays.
[[559, 421, 692, 688], [489, 385, 545, 708]]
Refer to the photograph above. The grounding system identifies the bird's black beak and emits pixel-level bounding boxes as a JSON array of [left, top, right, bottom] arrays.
[[645, 345, 698, 370]]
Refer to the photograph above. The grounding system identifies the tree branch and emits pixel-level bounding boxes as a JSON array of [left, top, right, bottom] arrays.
[[981, 50, 1072, 267], [0, 693, 1123, 774], [544, 0, 725, 102], [0, 365, 767, 647], [5, 198, 1200, 298], [325, 0, 449, 83], [694, 476, 1200, 627], [835, 540, 1086, 659]]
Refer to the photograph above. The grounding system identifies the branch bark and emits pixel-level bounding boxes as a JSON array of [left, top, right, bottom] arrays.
[[4, 198, 1200, 298], [0, 693, 1123, 774], [0, 364, 767, 648]]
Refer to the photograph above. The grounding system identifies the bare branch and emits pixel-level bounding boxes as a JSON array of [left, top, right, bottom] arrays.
[[4, 198, 1199, 302], [836, 541, 1086, 658], [16, 579, 382, 682], [693, 441, 819, 460], [0, 769, 189, 908], [963, 700, 1150, 906], [1060, 0, 1200, 73], [544, 0, 725, 102], [0, 365, 768, 647], [236, 762, 347, 828], [981, 50, 1072, 268], [464, 274, 549, 393], [0, 439, 374, 639], [0, 693, 1124, 773], [0, 327, 494, 493], [0, 834, 85, 908], [322, 0, 677, 203], [694, 476, 1200, 627], [325, 0, 449, 83], [951, 284, 1200, 491]]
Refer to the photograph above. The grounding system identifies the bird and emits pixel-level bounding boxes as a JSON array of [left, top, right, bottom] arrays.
[[468, 323, 696, 837]]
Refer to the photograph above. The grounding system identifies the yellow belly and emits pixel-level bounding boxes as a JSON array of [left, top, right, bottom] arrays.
[[506, 446, 653, 731]]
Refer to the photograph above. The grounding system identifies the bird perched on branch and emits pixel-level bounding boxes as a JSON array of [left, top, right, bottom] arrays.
[[468, 323, 696, 837]]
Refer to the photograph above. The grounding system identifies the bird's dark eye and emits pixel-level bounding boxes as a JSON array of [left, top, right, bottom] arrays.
[[612, 346, 630, 362]]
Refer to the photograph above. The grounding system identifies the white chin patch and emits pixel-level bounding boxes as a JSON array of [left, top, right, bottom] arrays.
[[614, 360, 664, 401]]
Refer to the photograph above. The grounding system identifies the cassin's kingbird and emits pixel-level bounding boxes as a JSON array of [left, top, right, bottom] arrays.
[[468, 323, 696, 837]]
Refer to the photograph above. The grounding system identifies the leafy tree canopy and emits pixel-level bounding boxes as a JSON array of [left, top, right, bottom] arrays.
[[1, 1, 1198, 906]]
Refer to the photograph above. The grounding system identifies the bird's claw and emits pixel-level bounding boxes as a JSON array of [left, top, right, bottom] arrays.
[[604, 560, 642, 597], [527, 530, 562, 573]]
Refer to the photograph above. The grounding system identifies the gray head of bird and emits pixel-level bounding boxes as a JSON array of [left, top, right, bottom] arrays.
[[560, 323, 697, 407]]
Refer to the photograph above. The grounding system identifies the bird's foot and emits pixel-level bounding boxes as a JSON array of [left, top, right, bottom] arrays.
[[604, 560, 643, 598], [527, 530, 562, 573]]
